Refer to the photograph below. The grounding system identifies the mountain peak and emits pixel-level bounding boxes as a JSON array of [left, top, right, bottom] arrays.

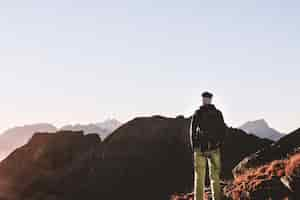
[[239, 119, 284, 141], [244, 119, 269, 128], [255, 118, 268, 124]]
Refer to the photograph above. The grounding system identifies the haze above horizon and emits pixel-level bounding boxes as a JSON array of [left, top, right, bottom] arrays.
[[0, 0, 299, 133]]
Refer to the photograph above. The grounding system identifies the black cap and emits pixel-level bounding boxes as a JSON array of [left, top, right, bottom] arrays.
[[202, 91, 213, 98]]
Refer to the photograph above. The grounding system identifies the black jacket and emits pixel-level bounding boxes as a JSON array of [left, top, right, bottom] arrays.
[[189, 104, 227, 152]]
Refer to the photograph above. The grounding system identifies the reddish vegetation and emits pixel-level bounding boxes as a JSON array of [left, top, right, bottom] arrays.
[[285, 153, 300, 177], [284, 153, 300, 195], [225, 152, 300, 199], [235, 159, 286, 186], [171, 152, 300, 200], [227, 160, 286, 197]]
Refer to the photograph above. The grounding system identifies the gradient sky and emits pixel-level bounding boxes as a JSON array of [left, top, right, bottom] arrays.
[[0, 0, 299, 133]]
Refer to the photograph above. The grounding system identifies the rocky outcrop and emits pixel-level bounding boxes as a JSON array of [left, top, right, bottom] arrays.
[[175, 150, 300, 200], [101, 117, 271, 199], [224, 151, 300, 199], [100, 116, 193, 200], [223, 128, 300, 200], [0, 130, 101, 200], [221, 128, 271, 179], [0, 116, 271, 200], [233, 128, 300, 177], [282, 151, 300, 198]]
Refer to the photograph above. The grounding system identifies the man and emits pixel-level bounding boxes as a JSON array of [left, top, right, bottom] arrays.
[[189, 91, 227, 200]]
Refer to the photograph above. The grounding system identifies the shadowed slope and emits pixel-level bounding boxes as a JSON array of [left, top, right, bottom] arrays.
[[0, 116, 270, 200]]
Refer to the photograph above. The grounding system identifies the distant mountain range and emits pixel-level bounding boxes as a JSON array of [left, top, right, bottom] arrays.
[[61, 119, 122, 139], [0, 119, 121, 160], [0, 118, 286, 161], [239, 119, 285, 141]]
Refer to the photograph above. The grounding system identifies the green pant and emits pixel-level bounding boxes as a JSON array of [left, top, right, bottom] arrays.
[[194, 147, 221, 200]]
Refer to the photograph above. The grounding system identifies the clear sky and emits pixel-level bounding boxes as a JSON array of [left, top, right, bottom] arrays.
[[0, 0, 299, 133]]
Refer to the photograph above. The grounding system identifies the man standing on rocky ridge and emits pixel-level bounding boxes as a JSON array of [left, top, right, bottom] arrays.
[[189, 91, 227, 200]]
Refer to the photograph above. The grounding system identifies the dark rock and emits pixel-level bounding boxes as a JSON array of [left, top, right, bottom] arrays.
[[0, 123, 57, 160], [101, 117, 270, 199], [225, 127, 300, 200], [0, 116, 270, 200], [233, 128, 300, 177], [224, 153, 299, 200], [0, 130, 101, 200], [222, 128, 271, 179], [282, 150, 300, 198]]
